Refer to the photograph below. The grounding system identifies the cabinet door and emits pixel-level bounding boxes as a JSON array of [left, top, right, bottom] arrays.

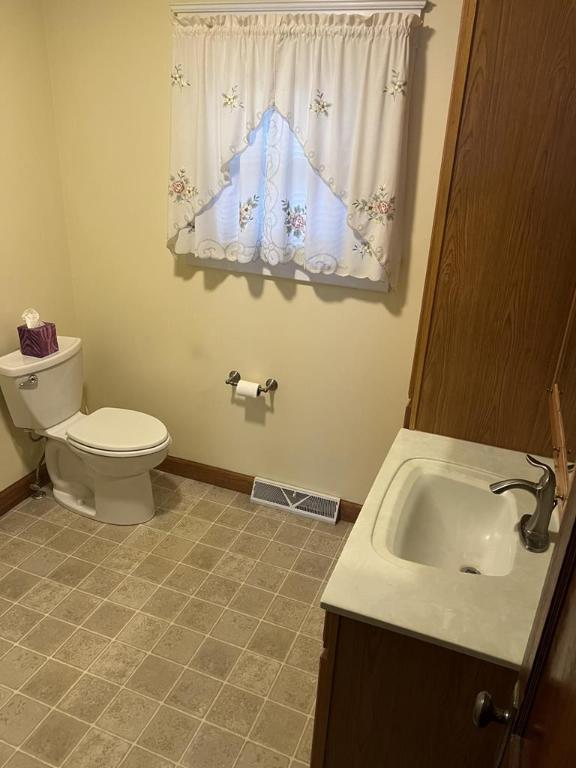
[[314, 613, 516, 768]]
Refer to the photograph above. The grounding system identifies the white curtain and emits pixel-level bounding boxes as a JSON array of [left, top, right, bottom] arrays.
[[168, 12, 419, 289]]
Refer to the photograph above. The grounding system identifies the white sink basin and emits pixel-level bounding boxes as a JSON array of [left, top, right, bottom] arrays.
[[379, 459, 519, 576]]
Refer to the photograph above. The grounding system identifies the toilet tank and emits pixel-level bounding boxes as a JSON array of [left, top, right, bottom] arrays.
[[0, 337, 83, 430]]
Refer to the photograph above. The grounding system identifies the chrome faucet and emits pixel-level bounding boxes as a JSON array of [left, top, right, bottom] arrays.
[[489, 455, 557, 553]]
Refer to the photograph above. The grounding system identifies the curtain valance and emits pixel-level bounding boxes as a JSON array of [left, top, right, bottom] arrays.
[[168, 11, 420, 289], [173, 12, 417, 38]]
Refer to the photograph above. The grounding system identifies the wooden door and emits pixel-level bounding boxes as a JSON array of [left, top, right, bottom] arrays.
[[500, 300, 576, 765], [502, 489, 576, 766], [407, 0, 576, 455], [515, 563, 576, 766]]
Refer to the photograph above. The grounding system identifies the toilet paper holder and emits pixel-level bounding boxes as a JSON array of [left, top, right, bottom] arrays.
[[226, 370, 278, 395]]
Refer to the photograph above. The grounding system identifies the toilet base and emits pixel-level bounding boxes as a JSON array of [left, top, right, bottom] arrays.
[[53, 488, 97, 520], [45, 437, 162, 526], [84, 471, 156, 526], [52, 482, 154, 526]]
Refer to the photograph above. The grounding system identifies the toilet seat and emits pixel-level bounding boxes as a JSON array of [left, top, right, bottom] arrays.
[[66, 407, 169, 454], [67, 433, 171, 458]]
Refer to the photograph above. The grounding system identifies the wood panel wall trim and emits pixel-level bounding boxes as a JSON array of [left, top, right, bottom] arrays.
[[0, 470, 41, 517], [159, 455, 361, 523], [549, 384, 570, 506], [405, 0, 479, 429]]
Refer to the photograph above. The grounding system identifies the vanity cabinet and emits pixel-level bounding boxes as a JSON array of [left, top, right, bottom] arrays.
[[311, 611, 516, 768]]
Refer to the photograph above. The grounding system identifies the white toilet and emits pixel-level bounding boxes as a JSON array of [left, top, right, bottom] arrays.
[[0, 337, 171, 525]]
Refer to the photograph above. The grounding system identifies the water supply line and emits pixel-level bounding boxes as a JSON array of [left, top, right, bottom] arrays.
[[26, 431, 47, 499]]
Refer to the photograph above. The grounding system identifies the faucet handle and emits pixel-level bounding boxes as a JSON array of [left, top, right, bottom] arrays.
[[526, 455, 555, 489]]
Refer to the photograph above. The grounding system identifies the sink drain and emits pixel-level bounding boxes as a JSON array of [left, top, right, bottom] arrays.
[[460, 565, 482, 575]]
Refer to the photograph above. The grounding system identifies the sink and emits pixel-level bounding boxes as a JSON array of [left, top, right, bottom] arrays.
[[374, 458, 520, 576], [322, 429, 558, 668]]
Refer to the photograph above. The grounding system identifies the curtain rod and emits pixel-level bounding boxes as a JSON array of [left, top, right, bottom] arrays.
[[170, 2, 427, 15]]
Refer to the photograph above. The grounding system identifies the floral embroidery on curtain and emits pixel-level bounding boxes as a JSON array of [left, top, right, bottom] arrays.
[[222, 86, 244, 110], [167, 12, 420, 289], [170, 64, 190, 89], [309, 90, 332, 117], [353, 186, 396, 223], [168, 170, 197, 203], [383, 69, 408, 98], [282, 201, 307, 240], [239, 195, 259, 230]]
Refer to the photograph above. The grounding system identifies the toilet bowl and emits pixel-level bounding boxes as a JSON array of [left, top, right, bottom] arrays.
[[0, 337, 171, 525], [43, 408, 171, 525]]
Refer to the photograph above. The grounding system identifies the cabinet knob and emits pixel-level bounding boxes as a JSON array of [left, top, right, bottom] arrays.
[[473, 691, 514, 728]]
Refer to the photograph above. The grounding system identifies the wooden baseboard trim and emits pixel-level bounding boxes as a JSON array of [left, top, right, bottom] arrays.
[[338, 498, 362, 523], [160, 456, 254, 495], [159, 455, 361, 523], [0, 468, 48, 517]]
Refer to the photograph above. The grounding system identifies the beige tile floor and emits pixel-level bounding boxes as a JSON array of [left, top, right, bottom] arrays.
[[0, 471, 352, 768]]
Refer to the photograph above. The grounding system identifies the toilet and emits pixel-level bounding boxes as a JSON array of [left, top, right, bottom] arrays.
[[0, 337, 171, 525]]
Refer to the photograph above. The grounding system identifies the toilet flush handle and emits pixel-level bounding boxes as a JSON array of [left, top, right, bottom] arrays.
[[19, 375, 38, 389]]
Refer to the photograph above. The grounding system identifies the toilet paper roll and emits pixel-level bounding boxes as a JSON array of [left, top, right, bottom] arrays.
[[236, 380, 260, 398]]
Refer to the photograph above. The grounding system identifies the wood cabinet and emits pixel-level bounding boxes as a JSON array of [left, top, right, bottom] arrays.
[[311, 611, 517, 768], [407, 0, 576, 456]]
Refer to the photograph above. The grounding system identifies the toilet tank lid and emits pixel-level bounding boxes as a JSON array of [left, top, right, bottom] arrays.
[[0, 337, 82, 377]]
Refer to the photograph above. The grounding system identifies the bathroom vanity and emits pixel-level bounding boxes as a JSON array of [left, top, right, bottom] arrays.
[[311, 429, 557, 768]]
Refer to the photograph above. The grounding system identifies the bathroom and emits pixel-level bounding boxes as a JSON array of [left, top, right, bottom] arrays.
[[0, 0, 575, 765]]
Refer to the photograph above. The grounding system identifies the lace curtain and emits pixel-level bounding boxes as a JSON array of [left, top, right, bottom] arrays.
[[168, 12, 420, 289]]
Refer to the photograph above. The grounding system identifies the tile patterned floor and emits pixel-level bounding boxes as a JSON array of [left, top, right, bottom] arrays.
[[0, 471, 352, 768]]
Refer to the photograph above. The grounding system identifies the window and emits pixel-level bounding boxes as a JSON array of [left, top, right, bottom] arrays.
[[168, 11, 420, 290]]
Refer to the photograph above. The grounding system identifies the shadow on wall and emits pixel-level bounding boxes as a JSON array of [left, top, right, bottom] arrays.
[[227, 383, 277, 426], [169, 24, 434, 318]]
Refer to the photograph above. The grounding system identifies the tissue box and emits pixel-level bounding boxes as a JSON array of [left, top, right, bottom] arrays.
[[17, 323, 59, 358]]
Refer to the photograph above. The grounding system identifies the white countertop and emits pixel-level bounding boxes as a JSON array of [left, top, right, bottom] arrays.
[[321, 429, 557, 669]]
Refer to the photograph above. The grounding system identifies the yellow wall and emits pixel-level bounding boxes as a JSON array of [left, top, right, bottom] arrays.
[[0, 0, 77, 489], [9, 0, 463, 504]]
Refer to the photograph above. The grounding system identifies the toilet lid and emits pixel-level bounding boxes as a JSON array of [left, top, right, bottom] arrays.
[[66, 407, 169, 452]]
